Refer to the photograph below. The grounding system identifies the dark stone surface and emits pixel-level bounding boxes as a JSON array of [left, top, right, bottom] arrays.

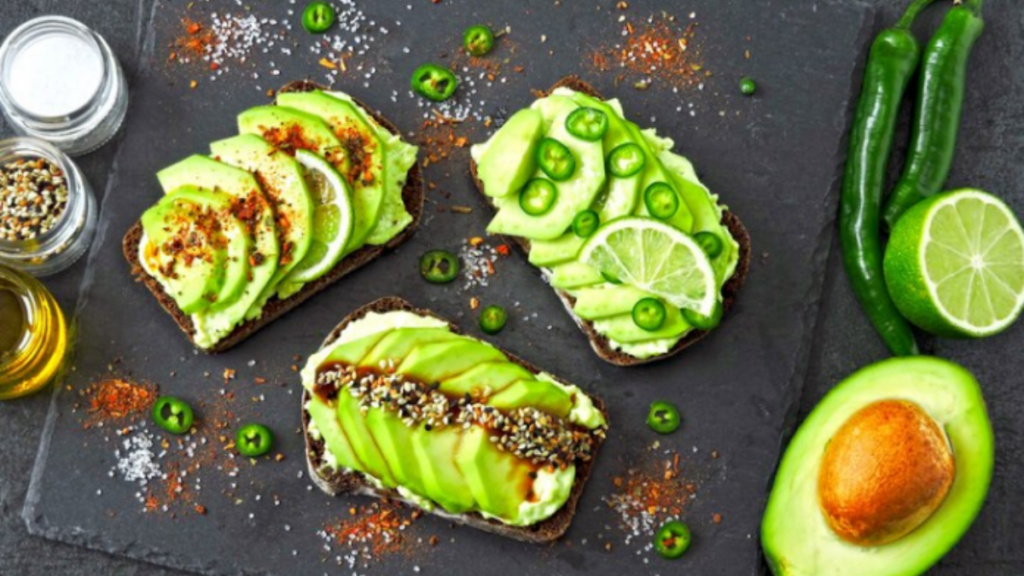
[[0, 1, 1018, 575]]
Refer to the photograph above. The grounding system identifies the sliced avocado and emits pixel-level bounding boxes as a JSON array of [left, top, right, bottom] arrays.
[[762, 357, 994, 576], [365, 407, 426, 498], [571, 284, 652, 320], [398, 338, 506, 383], [454, 426, 533, 522], [549, 260, 604, 290], [210, 134, 315, 300], [411, 425, 476, 514], [487, 96, 607, 240], [321, 331, 392, 366], [529, 232, 584, 267], [275, 92, 388, 250], [237, 105, 351, 178], [439, 360, 532, 399], [360, 328, 462, 370], [306, 394, 360, 471], [625, 122, 694, 234], [335, 390, 397, 487], [488, 378, 573, 419], [477, 108, 544, 198], [157, 155, 280, 341], [592, 304, 690, 343], [568, 91, 642, 222], [140, 188, 233, 314]]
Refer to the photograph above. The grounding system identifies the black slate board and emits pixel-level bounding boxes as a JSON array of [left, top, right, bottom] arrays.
[[24, 1, 872, 575]]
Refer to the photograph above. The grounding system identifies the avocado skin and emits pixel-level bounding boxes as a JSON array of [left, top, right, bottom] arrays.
[[761, 357, 994, 576]]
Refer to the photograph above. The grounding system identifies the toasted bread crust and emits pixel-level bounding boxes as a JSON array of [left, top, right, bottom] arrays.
[[301, 297, 608, 543], [470, 75, 752, 366], [123, 82, 424, 353]]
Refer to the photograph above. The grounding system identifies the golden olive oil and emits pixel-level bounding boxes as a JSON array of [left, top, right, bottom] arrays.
[[0, 265, 67, 399]]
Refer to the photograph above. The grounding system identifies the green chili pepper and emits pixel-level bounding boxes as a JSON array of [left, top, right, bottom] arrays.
[[607, 142, 645, 178], [536, 138, 576, 181], [302, 1, 336, 34], [411, 64, 458, 102], [647, 401, 681, 434], [644, 182, 679, 220], [565, 107, 609, 142], [654, 520, 692, 559], [839, 0, 938, 357], [479, 305, 508, 335], [633, 297, 667, 331], [152, 396, 195, 435], [236, 423, 274, 457], [881, 0, 985, 229], [420, 249, 460, 284], [683, 301, 723, 331], [572, 210, 600, 238], [693, 231, 723, 258], [463, 25, 495, 57], [519, 178, 558, 215]]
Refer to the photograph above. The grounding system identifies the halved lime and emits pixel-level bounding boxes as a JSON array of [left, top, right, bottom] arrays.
[[579, 217, 717, 315], [282, 149, 354, 284], [884, 189, 1024, 338]]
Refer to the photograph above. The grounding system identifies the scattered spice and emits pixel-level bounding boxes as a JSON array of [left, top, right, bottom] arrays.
[[0, 157, 70, 242], [459, 237, 507, 290], [319, 502, 422, 569], [590, 12, 707, 91], [81, 377, 157, 428]]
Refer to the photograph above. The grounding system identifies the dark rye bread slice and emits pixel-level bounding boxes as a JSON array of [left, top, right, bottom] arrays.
[[123, 81, 424, 353], [470, 76, 751, 366], [301, 296, 608, 544]]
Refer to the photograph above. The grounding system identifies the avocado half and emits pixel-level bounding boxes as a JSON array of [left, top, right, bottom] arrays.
[[762, 357, 994, 576]]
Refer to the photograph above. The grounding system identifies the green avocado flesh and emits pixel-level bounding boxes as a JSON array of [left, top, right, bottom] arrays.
[[762, 357, 994, 576], [210, 134, 315, 298], [275, 91, 386, 251], [304, 317, 601, 524], [138, 91, 418, 349], [140, 187, 239, 314], [472, 87, 739, 360]]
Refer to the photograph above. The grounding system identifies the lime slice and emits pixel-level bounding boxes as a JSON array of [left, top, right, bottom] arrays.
[[578, 217, 717, 315], [283, 149, 354, 284], [885, 188, 1024, 338]]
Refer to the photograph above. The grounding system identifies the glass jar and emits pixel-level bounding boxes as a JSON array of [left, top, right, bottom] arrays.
[[0, 137, 98, 276], [0, 264, 67, 400], [0, 15, 129, 156]]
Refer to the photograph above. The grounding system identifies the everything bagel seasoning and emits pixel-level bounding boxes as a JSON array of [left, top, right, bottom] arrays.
[[0, 157, 68, 242]]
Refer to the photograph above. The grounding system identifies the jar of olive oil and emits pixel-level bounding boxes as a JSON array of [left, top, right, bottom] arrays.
[[0, 264, 66, 399]]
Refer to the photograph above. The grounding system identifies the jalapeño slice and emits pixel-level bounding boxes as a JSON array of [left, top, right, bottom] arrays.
[[479, 305, 508, 335], [683, 301, 723, 330], [607, 142, 645, 178], [420, 250, 460, 284], [654, 520, 692, 559], [519, 178, 558, 216], [565, 107, 608, 142], [463, 25, 495, 57], [236, 423, 274, 457], [302, 1, 336, 34], [572, 210, 600, 238], [152, 396, 195, 435], [537, 138, 576, 181], [647, 401, 681, 434], [693, 231, 723, 258], [411, 64, 458, 102], [632, 297, 667, 331], [644, 182, 680, 220]]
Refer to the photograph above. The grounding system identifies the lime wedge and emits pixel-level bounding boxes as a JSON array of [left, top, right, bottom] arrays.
[[578, 217, 717, 315], [885, 189, 1024, 338], [282, 149, 354, 285]]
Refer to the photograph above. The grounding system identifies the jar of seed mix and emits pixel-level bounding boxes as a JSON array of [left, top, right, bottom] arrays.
[[0, 263, 67, 400], [0, 15, 129, 156], [0, 137, 97, 276]]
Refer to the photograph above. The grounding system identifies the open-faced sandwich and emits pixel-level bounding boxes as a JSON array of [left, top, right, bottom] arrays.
[[470, 77, 750, 366], [124, 82, 422, 352], [301, 297, 608, 543]]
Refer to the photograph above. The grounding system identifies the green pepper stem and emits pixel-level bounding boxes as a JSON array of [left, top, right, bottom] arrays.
[[896, 0, 942, 29]]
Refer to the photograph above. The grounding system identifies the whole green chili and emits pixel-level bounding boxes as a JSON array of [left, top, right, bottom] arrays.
[[839, 0, 938, 357], [881, 0, 985, 229]]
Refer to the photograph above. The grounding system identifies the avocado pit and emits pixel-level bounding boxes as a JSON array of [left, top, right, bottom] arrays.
[[817, 399, 954, 546]]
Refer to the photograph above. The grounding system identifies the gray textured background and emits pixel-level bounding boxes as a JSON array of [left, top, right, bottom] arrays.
[[0, 0, 1021, 575]]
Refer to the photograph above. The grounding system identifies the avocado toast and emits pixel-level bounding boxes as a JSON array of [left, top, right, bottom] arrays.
[[124, 81, 423, 352], [302, 297, 608, 543], [470, 77, 751, 366]]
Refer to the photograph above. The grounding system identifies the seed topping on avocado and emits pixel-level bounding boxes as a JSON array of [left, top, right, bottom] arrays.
[[315, 362, 605, 469]]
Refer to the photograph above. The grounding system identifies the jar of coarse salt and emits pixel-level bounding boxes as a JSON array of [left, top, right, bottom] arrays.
[[0, 16, 128, 156]]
